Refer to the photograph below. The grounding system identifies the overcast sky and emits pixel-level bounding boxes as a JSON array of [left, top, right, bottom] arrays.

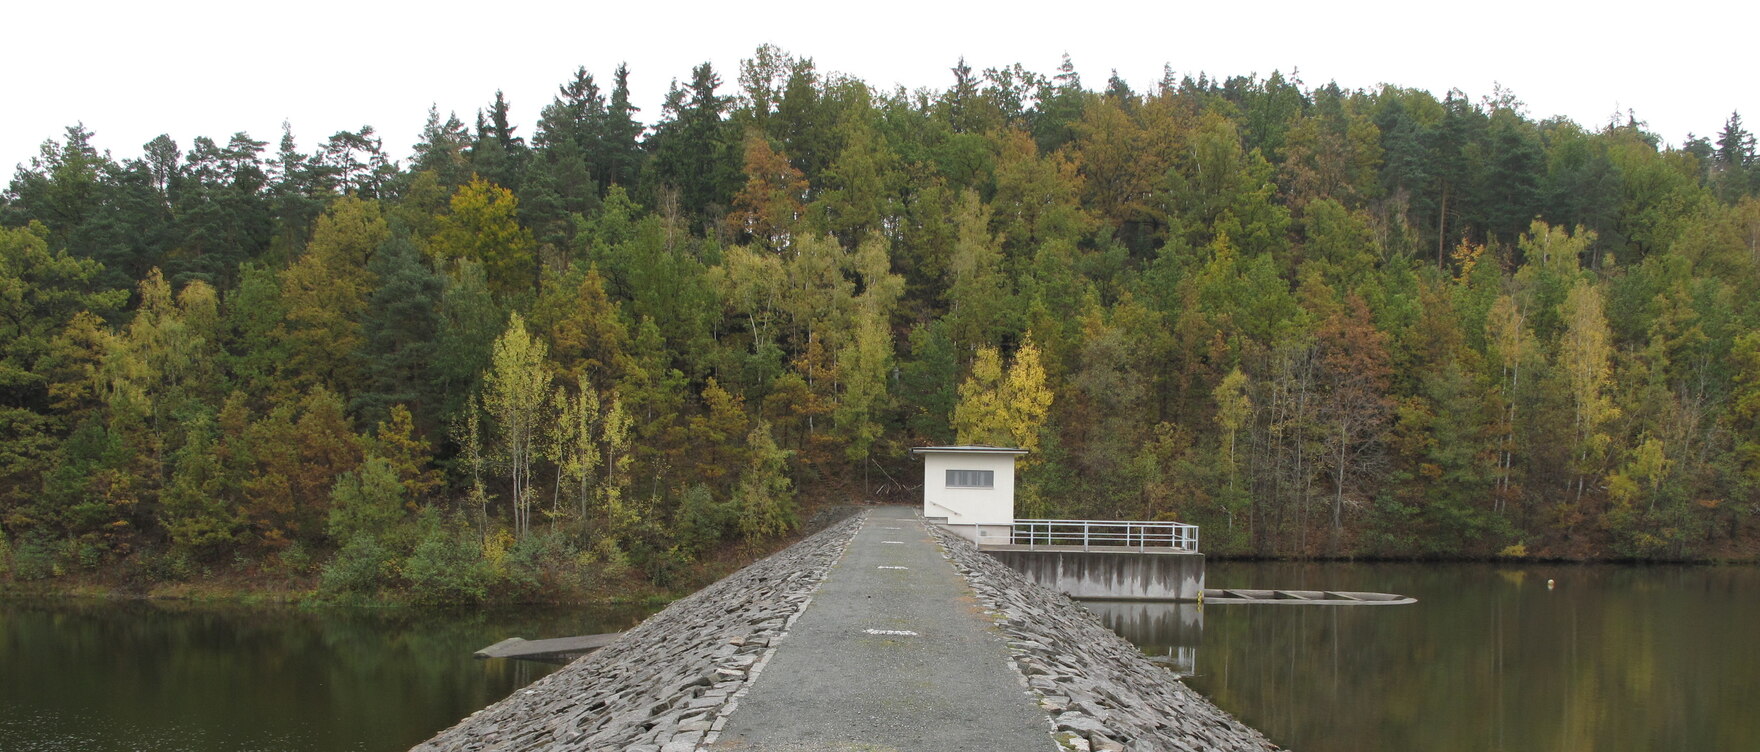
[[5, 0, 1754, 176]]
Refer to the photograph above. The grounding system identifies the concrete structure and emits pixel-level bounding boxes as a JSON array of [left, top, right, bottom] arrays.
[[416, 508, 1279, 752], [982, 545, 1206, 601], [911, 445, 1206, 600], [909, 445, 1027, 543]]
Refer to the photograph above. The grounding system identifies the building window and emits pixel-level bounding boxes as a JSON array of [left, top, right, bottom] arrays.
[[946, 469, 994, 488]]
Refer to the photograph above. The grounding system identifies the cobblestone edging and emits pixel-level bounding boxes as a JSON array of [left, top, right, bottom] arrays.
[[927, 525, 1283, 752], [413, 512, 865, 752]]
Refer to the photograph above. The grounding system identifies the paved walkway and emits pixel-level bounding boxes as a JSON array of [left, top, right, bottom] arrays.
[[708, 506, 1053, 751]]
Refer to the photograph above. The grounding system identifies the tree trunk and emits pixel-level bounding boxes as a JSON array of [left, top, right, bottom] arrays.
[[1437, 180, 1450, 268]]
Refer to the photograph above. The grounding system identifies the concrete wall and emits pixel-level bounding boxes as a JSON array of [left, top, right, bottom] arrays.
[[921, 453, 1016, 526], [982, 547, 1205, 601]]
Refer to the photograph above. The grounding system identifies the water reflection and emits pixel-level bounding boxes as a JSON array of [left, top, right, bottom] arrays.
[[1078, 600, 1203, 676], [0, 599, 659, 752], [1084, 561, 1760, 752]]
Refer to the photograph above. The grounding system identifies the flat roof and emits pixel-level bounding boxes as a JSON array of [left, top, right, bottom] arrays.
[[910, 445, 1029, 456]]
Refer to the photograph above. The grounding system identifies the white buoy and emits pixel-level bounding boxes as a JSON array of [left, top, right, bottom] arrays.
[[1547, 579, 1556, 590]]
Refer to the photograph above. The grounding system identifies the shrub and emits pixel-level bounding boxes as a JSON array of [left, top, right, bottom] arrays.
[[319, 537, 390, 597], [10, 539, 55, 581], [637, 543, 692, 589], [403, 525, 491, 606], [134, 548, 196, 583], [326, 458, 406, 545], [63, 539, 102, 571], [502, 531, 577, 597], [580, 537, 634, 589], [278, 540, 315, 575], [674, 483, 730, 556]]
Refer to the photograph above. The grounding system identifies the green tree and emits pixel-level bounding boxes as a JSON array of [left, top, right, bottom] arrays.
[[1727, 331, 1760, 494], [431, 260, 502, 420], [325, 457, 405, 545], [944, 190, 1016, 349], [368, 405, 442, 504], [645, 62, 738, 218], [353, 234, 444, 427], [900, 321, 959, 442], [159, 411, 241, 557], [733, 421, 796, 541], [835, 307, 892, 466], [0, 223, 125, 512]]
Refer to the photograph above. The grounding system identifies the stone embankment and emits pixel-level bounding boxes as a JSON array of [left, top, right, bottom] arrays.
[[928, 524, 1282, 752], [413, 514, 863, 752], [417, 508, 1280, 752]]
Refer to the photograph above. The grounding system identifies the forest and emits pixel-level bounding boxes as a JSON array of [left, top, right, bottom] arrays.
[[4, 45, 1760, 601]]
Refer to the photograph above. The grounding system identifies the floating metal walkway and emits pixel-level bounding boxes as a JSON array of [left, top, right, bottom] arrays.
[[1201, 588, 1415, 605]]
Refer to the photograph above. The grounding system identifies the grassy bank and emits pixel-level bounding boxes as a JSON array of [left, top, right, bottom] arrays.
[[1, 506, 862, 608]]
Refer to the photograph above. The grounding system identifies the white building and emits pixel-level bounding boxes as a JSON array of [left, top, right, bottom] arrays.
[[910, 445, 1028, 544]]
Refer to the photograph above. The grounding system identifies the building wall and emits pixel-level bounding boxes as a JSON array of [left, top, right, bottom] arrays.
[[921, 453, 1016, 526]]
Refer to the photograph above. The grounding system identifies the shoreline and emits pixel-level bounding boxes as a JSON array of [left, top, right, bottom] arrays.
[[9, 553, 1755, 608]]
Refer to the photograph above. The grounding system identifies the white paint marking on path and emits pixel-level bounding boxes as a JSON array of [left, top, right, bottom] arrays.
[[882, 540, 905, 544], [877, 566, 909, 570], [863, 629, 919, 636], [881, 526, 901, 530]]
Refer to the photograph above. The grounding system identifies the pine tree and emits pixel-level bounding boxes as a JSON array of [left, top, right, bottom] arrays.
[[354, 234, 443, 428]]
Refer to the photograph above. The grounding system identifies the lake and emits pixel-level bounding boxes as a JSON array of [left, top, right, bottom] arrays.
[[1085, 561, 1760, 752], [0, 599, 657, 751], [5, 562, 1756, 751]]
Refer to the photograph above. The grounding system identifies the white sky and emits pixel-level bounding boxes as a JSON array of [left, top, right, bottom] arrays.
[[4, 0, 1753, 176]]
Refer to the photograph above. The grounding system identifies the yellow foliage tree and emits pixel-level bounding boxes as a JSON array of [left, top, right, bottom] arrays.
[[952, 337, 1054, 456], [1560, 279, 1619, 501], [428, 176, 535, 296], [482, 312, 550, 537], [279, 196, 386, 393]]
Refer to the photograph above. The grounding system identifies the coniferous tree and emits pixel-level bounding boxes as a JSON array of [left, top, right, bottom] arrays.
[[604, 63, 646, 190], [645, 63, 737, 220], [354, 234, 444, 428]]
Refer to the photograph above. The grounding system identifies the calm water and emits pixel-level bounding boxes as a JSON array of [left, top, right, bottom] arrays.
[[1085, 562, 1760, 752], [0, 599, 658, 751], [7, 565, 1756, 751]]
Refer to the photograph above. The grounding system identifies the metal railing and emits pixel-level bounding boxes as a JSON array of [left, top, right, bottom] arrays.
[[1009, 519, 1200, 552]]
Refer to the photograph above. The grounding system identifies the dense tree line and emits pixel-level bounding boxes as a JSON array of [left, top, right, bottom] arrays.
[[4, 46, 1760, 598]]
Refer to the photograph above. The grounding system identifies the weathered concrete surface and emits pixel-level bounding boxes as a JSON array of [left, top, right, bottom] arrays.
[[474, 633, 622, 661], [982, 546, 1206, 601], [706, 505, 1054, 751], [940, 528, 1281, 752], [411, 513, 863, 752]]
